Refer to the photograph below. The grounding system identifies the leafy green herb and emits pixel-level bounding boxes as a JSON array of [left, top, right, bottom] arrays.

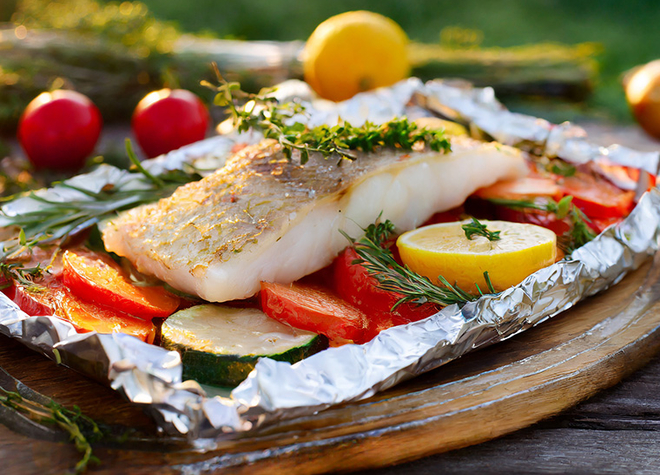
[[341, 219, 496, 309], [0, 261, 46, 291], [462, 218, 501, 241], [486, 195, 596, 253], [206, 67, 451, 165], [548, 159, 577, 177], [1, 388, 102, 474]]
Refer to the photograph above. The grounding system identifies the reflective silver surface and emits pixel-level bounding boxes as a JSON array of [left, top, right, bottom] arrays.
[[1, 79, 658, 440]]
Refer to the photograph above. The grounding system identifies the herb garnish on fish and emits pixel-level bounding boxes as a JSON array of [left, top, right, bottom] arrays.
[[207, 65, 451, 165], [342, 219, 496, 309]]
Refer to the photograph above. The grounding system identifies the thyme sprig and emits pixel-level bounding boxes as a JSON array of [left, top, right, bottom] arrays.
[[0, 140, 200, 262], [0, 261, 46, 291], [342, 219, 496, 309], [487, 195, 596, 253], [1, 388, 102, 473], [206, 67, 451, 165], [462, 218, 501, 241]]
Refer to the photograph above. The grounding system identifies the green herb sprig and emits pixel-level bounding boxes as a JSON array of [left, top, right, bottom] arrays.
[[546, 159, 577, 177], [1, 387, 102, 474], [487, 195, 596, 253], [0, 140, 200, 263], [0, 261, 46, 291], [462, 218, 501, 241], [342, 219, 496, 310], [206, 66, 451, 165]]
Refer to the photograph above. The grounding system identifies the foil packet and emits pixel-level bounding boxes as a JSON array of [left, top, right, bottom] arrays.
[[1, 79, 659, 440]]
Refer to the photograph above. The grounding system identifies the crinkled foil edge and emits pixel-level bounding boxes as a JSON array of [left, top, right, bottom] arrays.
[[1, 78, 659, 441]]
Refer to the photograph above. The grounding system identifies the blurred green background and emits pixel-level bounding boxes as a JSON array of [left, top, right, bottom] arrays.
[[138, 0, 660, 122], [3, 0, 660, 125], [0, 0, 658, 194]]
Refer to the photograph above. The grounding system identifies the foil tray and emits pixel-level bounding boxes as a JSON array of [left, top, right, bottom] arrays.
[[1, 78, 659, 440]]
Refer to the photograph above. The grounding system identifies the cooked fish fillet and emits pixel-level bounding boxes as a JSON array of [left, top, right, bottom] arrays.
[[102, 136, 527, 302]]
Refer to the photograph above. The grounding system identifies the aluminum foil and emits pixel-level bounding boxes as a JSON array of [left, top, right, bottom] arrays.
[[1, 79, 660, 441]]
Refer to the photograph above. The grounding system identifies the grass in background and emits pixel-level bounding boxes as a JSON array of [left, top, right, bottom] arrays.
[[139, 0, 660, 122]]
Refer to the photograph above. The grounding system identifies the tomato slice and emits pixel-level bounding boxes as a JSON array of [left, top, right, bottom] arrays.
[[421, 206, 466, 227], [474, 177, 563, 202], [559, 173, 635, 219], [14, 278, 156, 343], [260, 281, 372, 344], [333, 248, 438, 330], [62, 250, 180, 320], [493, 205, 571, 236], [587, 216, 625, 234]]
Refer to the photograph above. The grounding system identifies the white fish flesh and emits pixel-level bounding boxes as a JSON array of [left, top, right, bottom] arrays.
[[101, 136, 527, 302]]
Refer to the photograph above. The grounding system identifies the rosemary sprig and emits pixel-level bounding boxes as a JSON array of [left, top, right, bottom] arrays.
[[1, 388, 102, 474], [462, 218, 501, 241], [0, 140, 200, 262], [342, 219, 496, 309], [206, 67, 451, 165], [487, 195, 596, 253]]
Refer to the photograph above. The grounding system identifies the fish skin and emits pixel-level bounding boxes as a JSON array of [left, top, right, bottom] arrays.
[[102, 136, 528, 302]]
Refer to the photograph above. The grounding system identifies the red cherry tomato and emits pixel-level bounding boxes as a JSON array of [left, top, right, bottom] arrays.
[[18, 90, 102, 170], [132, 89, 209, 158]]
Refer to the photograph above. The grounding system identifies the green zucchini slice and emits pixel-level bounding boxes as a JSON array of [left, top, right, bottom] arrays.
[[161, 304, 328, 387]]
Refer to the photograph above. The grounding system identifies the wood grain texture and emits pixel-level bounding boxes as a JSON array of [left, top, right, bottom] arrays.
[[3, 257, 660, 474]]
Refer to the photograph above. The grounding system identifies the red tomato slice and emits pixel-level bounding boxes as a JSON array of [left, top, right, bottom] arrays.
[[587, 216, 625, 234], [62, 250, 180, 320], [494, 205, 571, 236], [333, 248, 438, 330], [474, 177, 563, 202], [14, 278, 156, 343], [260, 281, 372, 344], [420, 206, 466, 227], [559, 173, 635, 219]]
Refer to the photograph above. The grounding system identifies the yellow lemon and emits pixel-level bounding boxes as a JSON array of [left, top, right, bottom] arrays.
[[624, 60, 660, 139], [303, 11, 410, 102], [396, 220, 557, 293]]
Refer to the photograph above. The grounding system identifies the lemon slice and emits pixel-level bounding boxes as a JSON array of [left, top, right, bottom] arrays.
[[413, 117, 468, 137], [396, 220, 557, 293]]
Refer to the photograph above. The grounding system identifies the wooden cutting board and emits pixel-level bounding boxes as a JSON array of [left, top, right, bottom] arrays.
[[3, 254, 660, 475]]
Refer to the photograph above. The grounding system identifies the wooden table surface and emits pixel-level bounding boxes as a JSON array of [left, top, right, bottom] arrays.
[[4, 323, 660, 475], [2, 123, 660, 475]]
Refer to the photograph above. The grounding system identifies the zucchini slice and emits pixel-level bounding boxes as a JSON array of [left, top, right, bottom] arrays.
[[161, 304, 328, 387]]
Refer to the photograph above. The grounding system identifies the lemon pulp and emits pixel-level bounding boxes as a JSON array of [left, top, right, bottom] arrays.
[[396, 220, 557, 293]]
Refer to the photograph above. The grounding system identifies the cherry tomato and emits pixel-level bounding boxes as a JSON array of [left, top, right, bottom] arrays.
[[18, 90, 102, 170], [132, 89, 209, 158]]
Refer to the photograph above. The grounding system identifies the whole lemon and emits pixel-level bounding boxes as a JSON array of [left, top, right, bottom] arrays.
[[303, 11, 410, 102], [625, 60, 660, 138]]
